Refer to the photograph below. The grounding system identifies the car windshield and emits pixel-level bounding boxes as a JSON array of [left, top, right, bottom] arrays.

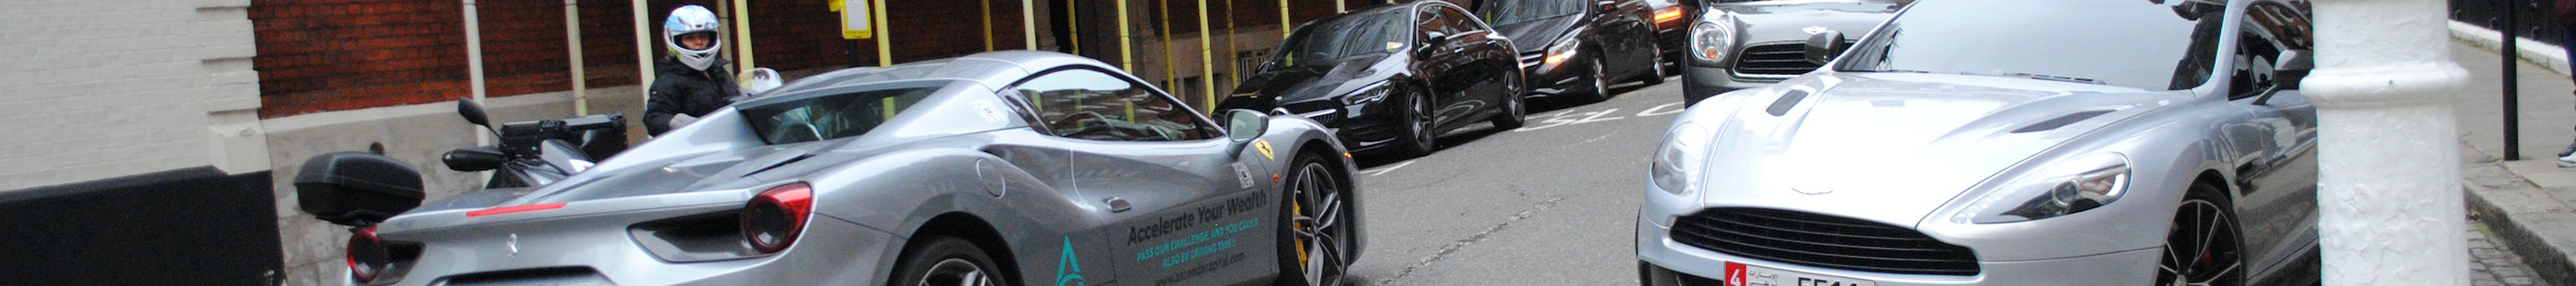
[[1475, 0, 1581, 27], [739, 85, 942, 145], [1833, 0, 2226, 90], [1270, 9, 1409, 68]]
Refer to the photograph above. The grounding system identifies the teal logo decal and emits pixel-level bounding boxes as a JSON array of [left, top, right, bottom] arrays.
[[1055, 237, 1086, 286]]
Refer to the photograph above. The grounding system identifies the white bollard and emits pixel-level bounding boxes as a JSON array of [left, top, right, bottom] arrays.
[[2302, 0, 2471, 284]]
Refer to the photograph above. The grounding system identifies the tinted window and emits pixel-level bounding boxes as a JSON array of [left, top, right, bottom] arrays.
[[1476, 0, 1580, 27], [1014, 69, 1216, 141], [740, 86, 941, 145], [1270, 9, 1410, 68], [2231, 3, 2309, 98], [1438, 5, 1487, 32], [1835, 0, 2227, 90]]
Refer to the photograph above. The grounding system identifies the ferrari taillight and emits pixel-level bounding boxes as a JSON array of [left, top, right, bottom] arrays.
[[347, 227, 390, 283], [743, 182, 814, 254]]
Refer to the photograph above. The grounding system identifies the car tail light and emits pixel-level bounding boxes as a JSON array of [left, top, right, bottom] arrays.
[[347, 227, 390, 283], [742, 182, 814, 253]]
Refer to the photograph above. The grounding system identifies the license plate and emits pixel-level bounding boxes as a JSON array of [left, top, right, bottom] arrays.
[[449, 272, 614, 286], [1724, 262, 1877, 286]]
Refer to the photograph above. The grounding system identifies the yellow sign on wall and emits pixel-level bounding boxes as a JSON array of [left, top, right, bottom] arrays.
[[834, 0, 875, 39]]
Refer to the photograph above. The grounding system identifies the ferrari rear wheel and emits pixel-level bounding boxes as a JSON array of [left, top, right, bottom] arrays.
[[2157, 185, 2244, 286], [1277, 155, 1352, 286], [892, 236, 1008, 286]]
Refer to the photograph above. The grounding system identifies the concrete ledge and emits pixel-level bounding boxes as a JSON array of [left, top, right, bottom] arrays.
[[2453, 20, 2575, 77], [2462, 147, 2576, 286]]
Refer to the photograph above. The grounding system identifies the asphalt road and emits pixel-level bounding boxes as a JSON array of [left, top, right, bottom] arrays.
[[1341, 78, 1689, 286]]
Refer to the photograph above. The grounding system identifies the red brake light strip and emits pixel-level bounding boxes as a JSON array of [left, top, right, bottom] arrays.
[[466, 202, 567, 217]]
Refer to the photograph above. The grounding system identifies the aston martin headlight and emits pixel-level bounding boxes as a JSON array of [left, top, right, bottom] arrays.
[[1340, 81, 1394, 105], [1650, 121, 1716, 196], [1688, 13, 1736, 63], [1958, 153, 2131, 223], [1544, 33, 1581, 65]]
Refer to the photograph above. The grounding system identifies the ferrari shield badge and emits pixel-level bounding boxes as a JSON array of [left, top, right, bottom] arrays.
[[1253, 140, 1275, 160]]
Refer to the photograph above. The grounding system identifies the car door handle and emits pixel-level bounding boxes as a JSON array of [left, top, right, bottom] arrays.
[[1104, 198, 1131, 213]]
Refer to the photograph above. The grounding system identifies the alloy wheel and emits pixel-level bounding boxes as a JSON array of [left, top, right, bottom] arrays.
[[1290, 161, 1350, 286], [2157, 198, 2243, 286], [1408, 95, 1436, 154], [918, 258, 995, 286], [1589, 59, 1612, 101]]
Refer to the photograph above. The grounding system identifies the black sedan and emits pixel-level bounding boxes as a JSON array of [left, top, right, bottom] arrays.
[[1221, 1, 1526, 156], [1478, 0, 1666, 101]]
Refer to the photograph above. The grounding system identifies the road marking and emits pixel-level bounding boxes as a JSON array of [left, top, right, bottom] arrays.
[[1638, 102, 1685, 117], [1361, 160, 1416, 177], [1517, 108, 1623, 131]]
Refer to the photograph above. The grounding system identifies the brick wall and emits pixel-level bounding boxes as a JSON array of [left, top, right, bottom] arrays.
[[0, 0, 265, 190], [251, 0, 663, 118]]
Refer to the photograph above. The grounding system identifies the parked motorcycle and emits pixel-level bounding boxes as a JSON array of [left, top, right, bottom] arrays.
[[438, 98, 629, 189]]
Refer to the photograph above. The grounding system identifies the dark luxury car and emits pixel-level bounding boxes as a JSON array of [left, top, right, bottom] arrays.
[[292, 51, 1368, 286], [1640, 0, 2319, 285], [1678, 0, 1905, 105], [1477, 0, 1665, 100], [1220, 1, 1526, 156], [1647, 0, 1701, 68]]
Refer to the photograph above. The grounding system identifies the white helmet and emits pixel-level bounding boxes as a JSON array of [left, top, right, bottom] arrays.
[[664, 5, 724, 71]]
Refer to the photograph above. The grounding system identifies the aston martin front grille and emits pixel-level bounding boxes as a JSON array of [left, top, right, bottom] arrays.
[[1670, 207, 1981, 275], [1731, 43, 1818, 77]]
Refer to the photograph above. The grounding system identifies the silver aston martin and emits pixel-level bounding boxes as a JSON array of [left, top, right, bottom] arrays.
[[1637, 0, 2318, 285], [294, 51, 1366, 286]]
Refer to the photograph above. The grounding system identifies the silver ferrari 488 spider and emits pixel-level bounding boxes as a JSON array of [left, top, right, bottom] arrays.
[[294, 51, 1366, 286]]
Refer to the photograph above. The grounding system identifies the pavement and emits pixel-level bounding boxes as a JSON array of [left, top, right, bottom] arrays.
[[2457, 36, 2576, 286]]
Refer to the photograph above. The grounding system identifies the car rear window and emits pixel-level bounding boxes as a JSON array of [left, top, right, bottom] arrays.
[[739, 87, 942, 145]]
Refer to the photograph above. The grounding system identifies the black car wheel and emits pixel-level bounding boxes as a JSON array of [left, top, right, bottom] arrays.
[[1401, 92, 1438, 156], [1585, 57, 1613, 102], [1640, 45, 1666, 85], [1277, 155, 1352, 286], [891, 236, 1009, 286], [2157, 185, 2244, 286], [1491, 75, 1527, 130]]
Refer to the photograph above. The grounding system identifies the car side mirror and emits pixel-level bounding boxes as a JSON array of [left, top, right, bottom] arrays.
[[1224, 109, 1269, 144], [2274, 49, 2311, 89], [2255, 49, 2313, 105], [1418, 32, 1448, 55], [1803, 29, 1848, 65], [456, 97, 491, 128], [294, 152, 426, 227]]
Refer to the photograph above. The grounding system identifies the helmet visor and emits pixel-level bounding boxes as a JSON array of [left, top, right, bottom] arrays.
[[675, 32, 718, 51]]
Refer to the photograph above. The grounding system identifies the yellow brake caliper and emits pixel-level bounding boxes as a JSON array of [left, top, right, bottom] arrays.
[[1294, 199, 1309, 269]]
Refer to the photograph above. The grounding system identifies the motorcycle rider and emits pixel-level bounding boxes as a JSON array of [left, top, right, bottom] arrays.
[[645, 4, 739, 136]]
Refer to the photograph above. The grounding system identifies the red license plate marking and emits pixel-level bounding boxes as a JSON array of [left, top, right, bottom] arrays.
[[1723, 262, 1877, 286]]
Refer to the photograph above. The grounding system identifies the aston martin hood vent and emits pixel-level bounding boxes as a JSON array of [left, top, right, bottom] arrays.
[[2011, 110, 2114, 133]]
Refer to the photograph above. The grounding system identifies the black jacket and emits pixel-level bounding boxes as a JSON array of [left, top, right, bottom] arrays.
[[644, 56, 739, 136]]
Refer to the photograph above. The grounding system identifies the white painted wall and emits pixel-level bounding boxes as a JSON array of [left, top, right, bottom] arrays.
[[0, 0, 267, 191]]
